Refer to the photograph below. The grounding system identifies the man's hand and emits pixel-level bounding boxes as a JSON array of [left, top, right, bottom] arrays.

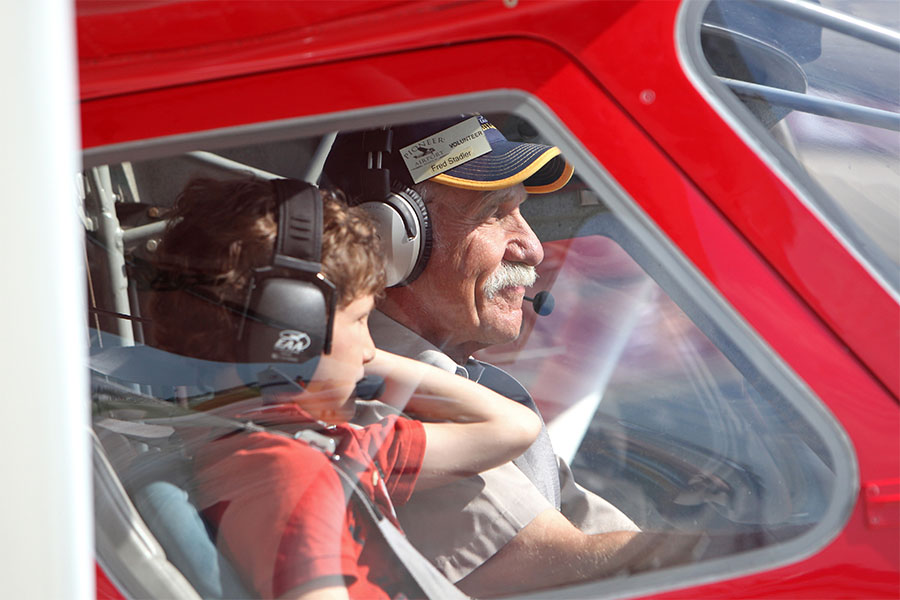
[[457, 508, 707, 597]]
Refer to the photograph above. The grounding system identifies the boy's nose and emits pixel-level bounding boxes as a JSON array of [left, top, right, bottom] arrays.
[[362, 332, 376, 363]]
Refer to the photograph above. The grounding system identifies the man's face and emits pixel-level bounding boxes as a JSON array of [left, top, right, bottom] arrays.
[[399, 183, 544, 358]]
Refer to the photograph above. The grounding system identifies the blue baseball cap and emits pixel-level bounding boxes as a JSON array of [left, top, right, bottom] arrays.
[[324, 114, 574, 196]]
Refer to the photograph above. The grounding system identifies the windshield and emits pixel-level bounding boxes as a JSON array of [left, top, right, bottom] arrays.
[[700, 0, 900, 288], [84, 108, 852, 599]]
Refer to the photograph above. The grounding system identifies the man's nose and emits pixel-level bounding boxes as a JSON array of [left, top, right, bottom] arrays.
[[505, 210, 544, 266]]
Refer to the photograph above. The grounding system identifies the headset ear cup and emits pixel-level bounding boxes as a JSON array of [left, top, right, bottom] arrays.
[[390, 182, 432, 286], [355, 183, 431, 287], [241, 278, 328, 363]]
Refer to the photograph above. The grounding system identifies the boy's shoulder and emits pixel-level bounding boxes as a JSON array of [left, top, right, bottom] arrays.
[[195, 402, 340, 476], [195, 426, 336, 481]]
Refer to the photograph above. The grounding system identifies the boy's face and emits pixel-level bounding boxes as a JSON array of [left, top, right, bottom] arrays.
[[302, 293, 376, 423]]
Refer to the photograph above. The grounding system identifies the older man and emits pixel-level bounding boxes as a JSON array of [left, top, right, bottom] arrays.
[[324, 115, 646, 595]]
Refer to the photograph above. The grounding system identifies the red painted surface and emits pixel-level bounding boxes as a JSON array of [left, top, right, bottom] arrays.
[[565, 0, 899, 400], [95, 563, 124, 600], [76, 0, 899, 398], [76, 1, 900, 598]]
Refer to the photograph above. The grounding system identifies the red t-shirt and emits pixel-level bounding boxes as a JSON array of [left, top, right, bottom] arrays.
[[191, 404, 426, 599]]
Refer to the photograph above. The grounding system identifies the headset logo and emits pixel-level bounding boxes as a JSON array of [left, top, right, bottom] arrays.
[[272, 329, 311, 361]]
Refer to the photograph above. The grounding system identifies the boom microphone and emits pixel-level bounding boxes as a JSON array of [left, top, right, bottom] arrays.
[[524, 290, 554, 316]]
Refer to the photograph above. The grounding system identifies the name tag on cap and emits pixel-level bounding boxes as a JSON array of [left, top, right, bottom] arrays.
[[400, 116, 492, 184]]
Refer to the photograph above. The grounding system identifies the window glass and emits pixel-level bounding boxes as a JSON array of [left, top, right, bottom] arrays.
[[698, 0, 900, 286], [86, 109, 848, 599], [479, 234, 833, 541]]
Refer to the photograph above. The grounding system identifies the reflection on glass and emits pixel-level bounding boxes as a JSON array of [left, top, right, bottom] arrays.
[[479, 235, 835, 554], [701, 0, 900, 283], [87, 112, 847, 598]]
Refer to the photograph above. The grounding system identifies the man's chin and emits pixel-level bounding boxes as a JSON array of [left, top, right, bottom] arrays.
[[479, 306, 525, 345]]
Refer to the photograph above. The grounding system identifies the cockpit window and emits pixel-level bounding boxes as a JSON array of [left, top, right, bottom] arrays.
[[480, 232, 835, 537], [694, 0, 900, 289], [85, 107, 853, 599]]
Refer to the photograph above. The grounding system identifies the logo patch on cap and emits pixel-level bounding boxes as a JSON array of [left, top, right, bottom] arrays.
[[400, 116, 492, 184]]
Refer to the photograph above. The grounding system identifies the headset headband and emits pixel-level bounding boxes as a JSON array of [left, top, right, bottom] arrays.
[[249, 179, 336, 356], [271, 178, 322, 269]]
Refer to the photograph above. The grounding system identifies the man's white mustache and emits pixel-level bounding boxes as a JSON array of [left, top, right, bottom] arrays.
[[483, 261, 537, 299]]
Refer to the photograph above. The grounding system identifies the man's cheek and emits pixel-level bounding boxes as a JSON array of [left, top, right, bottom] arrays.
[[485, 295, 523, 325]]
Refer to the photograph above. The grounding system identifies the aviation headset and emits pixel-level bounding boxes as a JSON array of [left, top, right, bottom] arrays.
[[239, 178, 337, 364], [149, 178, 336, 366], [140, 177, 397, 399], [235, 177, 385, 398], [332, 127, 433, 288]]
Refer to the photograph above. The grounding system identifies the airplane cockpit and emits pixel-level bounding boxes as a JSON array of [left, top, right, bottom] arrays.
[[80, 0, 896, 597]]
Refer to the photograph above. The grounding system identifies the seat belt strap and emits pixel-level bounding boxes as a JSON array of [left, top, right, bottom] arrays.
[[327, 462, 470, 600]]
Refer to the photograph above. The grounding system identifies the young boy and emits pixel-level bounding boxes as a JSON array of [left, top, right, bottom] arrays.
[[149, 175, 541, 599]]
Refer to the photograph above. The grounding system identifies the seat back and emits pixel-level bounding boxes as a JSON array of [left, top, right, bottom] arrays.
[[92, 429, 202, 600], [92, 376, 252, 599]]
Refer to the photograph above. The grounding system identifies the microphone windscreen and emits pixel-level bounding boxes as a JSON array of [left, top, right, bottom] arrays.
[[531, 290, 554, 316]]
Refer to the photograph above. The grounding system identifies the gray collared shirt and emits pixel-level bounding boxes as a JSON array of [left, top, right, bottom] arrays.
[[359, 310, 639, 582]]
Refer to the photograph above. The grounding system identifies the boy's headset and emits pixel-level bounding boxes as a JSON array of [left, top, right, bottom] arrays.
[[244, 178, 384, 398], [350, 128, 433, 288], [145, 178, 386, 397], [239, 178, 336, 365]]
